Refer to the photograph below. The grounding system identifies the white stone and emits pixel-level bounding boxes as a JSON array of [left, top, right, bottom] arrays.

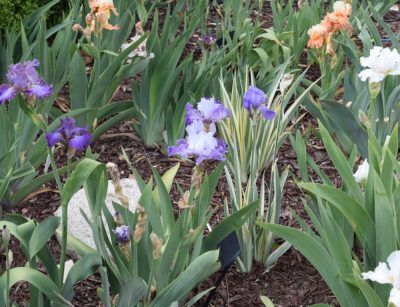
[[55, 178, 140, 251]]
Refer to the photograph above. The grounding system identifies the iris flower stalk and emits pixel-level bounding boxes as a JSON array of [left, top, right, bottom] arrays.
[[243, 85, 278, 157], [45, 117, 92, 285], [168, 97, 230, 210], [2, 226, 10, 307]]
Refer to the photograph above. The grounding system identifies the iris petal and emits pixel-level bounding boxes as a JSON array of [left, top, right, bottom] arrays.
[[69, 132, 92, 151], [168, 138, 189, 158], [243, 86, 265, 111], [259, 105, 276, 120], [45, 132, 63, 147], [0, 84, 16, 104], [59, 118, 77, 138], [26, 83, 53, 100]]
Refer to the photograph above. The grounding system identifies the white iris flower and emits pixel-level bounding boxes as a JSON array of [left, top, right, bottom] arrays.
[[358, 46, 400, 83], [353, 159, 369, 185], [362, 251, 400, 306]]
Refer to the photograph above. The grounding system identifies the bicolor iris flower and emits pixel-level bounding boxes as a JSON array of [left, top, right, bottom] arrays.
[[45, 117, 92, 151], [0, 59, 52, 104], [243, 86, 276, 120], [121, 22, 154, 61], [168, 98, 229, 165]]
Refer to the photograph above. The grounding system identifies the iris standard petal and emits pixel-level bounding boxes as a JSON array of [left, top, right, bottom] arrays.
[[185, 103, 202, 124], [198, 97, 230, 122], [59, 117, 77, 137], [243, 86, 265, 111]]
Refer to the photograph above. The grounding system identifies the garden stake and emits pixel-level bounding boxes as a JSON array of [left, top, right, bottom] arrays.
[[202, 231, 240, 307]]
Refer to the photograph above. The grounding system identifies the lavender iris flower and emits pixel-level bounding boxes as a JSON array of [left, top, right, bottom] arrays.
[[113, 225, 131, 243], [45, 117, 92, 151], [0, 59, 52, 104], [243, 86, 276, 120], [169, 98, 229, 165]]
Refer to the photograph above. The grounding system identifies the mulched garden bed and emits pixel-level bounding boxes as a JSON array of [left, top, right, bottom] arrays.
[[6, 112, 339, 306]]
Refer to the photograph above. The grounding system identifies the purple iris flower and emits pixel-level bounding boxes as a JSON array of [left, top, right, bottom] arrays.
[[169, 98, 229, 165], [0, 59, 52, 104], [243, 86, 265, 111], [202, 35, 216, 46], [113, 225, 131, 243], [45, 117, 92, 151], [243, 86, 276, 120]]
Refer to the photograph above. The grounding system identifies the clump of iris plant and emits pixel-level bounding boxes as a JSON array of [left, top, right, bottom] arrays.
[[243, 86, 276, 120], [168, 98, 230, 165], [0, 59, 52, 105], [45, 117, 92, 156]]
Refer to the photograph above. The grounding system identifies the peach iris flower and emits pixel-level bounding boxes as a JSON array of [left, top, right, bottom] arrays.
[[88, 0, 119, 31], [73, 0, 119, 38], [307, 24, 329, 49], [323, 1, 352, 33], [307, 1, 352, 55]]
